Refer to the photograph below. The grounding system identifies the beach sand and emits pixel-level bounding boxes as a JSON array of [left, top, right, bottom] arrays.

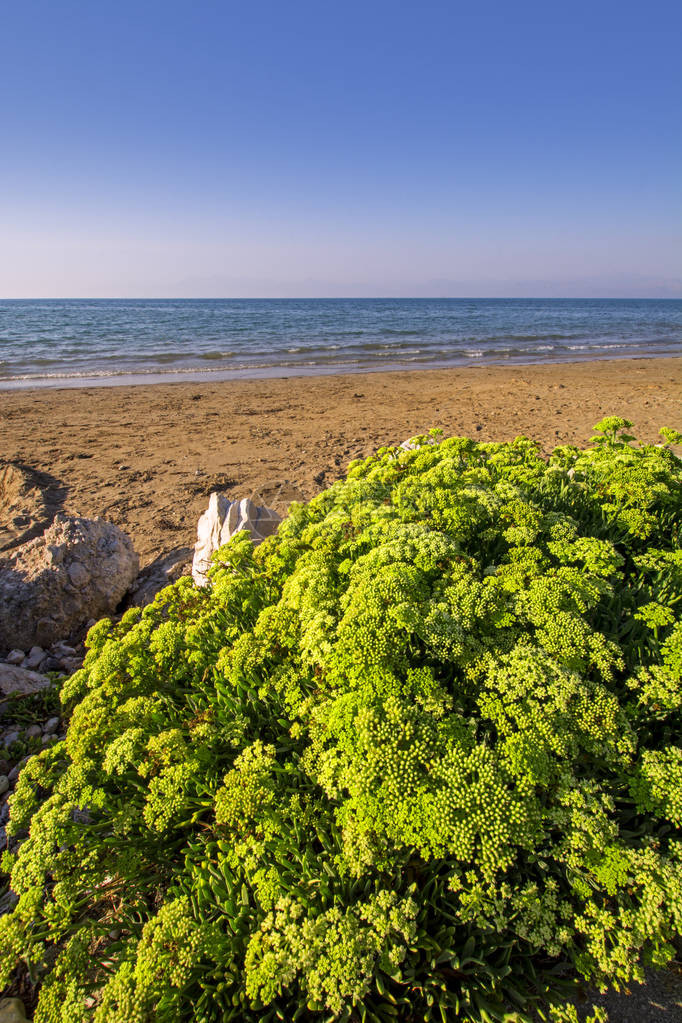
[[1, 357, 680, 565]]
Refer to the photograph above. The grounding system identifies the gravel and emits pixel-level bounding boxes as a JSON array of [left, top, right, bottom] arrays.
[[580, 968, 682, 1021]]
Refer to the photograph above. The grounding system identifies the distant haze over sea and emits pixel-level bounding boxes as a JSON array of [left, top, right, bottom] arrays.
[[0, 298, 680, 390]]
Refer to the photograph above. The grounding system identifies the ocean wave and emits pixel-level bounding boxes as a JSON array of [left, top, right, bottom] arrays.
[[566, 342, 634, 351], [1, 297, 680, 388]]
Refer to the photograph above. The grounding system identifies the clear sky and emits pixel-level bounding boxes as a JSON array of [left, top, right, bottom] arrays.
[[1, 0, 680, 298]]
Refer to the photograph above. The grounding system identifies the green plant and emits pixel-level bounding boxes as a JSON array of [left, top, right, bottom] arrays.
[[1, 423, 681, 1022]]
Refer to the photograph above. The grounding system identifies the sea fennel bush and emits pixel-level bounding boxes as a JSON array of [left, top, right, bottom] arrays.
[[1, 417, 682, 1022]]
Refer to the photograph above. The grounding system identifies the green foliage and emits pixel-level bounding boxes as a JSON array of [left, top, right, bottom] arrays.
[[2, 422, 682, 1022]]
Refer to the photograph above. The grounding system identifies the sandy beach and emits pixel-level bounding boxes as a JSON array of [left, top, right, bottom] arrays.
[[1, 357, 680, 566]]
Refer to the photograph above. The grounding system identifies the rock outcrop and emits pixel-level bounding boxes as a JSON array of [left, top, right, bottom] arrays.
[[192, 495, 280, 586], [0, 514, 139, 651]]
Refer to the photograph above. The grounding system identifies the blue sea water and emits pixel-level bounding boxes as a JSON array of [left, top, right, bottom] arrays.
[[0, 298, 680, 389]]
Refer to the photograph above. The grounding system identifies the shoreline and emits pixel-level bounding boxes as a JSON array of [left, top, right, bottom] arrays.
[[0, 348, 679, 391], [1, 356, 680, 566]]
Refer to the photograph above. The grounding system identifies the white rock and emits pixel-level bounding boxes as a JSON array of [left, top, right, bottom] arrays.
[[2, 732, 20, 749], [399, 434, 438, 451], [0, 664, 50, 697], [5, 650, 24, 665], [43, 717, 60, 735], [24, 725, 42, 739], [192, 495, 281, 587]]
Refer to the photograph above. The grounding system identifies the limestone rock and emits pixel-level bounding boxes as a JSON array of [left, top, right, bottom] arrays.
[[192, 495, 281, 586], [0, 664, 50, 698], [127, 547, 193, 607], [399, 434, 438, 451], [0, 514, 139, 652]]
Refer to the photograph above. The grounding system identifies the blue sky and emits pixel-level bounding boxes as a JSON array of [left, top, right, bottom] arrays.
[[1, 0, 680, 297]]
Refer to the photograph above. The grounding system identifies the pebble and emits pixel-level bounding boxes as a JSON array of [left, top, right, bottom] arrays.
[[7, 758, 29, 784], [51, 642, 76, 658], [5, 650, 24, 666], [24, 646, 45, 670], [24, 725, 42, 739], [40, 656, 61, 673], [0, 775, 8, 795], [60, 657, 82, 674], [43, 717, 60, 735], [2, 732, 20, 749]]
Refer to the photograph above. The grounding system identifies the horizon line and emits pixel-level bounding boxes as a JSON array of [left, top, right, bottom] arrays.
[[2, 295, 681, 302]]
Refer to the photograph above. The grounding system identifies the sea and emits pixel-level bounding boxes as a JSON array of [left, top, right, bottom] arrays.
[[0, 298, 680, 389]]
